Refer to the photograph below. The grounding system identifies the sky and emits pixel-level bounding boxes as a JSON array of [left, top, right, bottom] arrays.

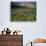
[[0, 0, 46, 46]]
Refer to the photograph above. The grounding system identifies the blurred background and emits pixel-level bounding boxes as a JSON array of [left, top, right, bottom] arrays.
[[0, 0, 46, 46]]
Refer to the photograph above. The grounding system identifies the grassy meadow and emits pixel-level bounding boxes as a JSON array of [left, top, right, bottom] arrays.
[[11, 2, 36, 21]]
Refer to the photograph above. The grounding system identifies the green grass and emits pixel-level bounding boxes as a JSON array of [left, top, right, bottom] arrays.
[[11, 7, 36, 21]]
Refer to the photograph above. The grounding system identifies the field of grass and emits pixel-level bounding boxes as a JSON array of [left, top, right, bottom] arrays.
[[11, 7, 36, 21]]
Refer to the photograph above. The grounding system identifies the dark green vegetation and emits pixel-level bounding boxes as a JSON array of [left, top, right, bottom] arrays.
[[11, 3, 36, 21]]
